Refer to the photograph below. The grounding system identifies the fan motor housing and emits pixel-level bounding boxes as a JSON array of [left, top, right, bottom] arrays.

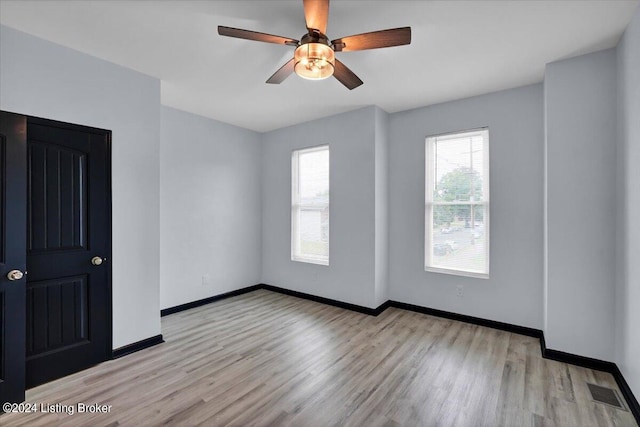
[[299, 31, 331, 48]]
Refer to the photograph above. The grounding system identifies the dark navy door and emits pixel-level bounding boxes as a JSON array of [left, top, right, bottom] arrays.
[[0, 111, 27, 406], [25, 117, 111, 388]]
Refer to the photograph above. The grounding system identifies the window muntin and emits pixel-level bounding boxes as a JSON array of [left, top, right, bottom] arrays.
[[292, 145, 329, 265], [425, 129, 489, 278]]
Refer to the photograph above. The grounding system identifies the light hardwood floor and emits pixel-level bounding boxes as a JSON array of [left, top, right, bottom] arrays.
[[2, 289, 636, 426]]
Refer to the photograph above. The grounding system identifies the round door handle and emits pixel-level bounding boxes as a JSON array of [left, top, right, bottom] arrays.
[[91, 256, 105, 266], [7, 269, 24, 281]]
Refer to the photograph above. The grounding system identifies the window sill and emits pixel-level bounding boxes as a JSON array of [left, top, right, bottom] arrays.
[[292, 256, 329, 266], [425, 266, 489, 279]]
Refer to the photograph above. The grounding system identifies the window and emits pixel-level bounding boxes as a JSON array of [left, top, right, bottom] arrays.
[[425, 129, 489, 278], [292, 145, 329, 265]]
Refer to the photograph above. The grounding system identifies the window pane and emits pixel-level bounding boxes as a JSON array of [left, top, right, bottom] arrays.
[[434, 134, 484, 202], [298, 208, 329, 258], [430, 204, 487, 274], [433, 204, 477, 228], [299, 149, 329, 206]]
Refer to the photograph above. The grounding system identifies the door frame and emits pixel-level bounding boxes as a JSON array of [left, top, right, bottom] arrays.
[[22, 112, 113, 381]]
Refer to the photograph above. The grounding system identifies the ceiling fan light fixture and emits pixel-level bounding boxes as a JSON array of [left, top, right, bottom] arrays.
[[294, 42, 335, 80], [218, 0, 411, 89]]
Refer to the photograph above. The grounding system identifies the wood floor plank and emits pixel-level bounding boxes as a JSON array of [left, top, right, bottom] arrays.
[[1, 289, 636, 426]]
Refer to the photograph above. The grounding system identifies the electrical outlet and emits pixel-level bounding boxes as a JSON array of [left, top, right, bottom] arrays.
[[202, 274, 211, 287], [456, 285, 464, 297]]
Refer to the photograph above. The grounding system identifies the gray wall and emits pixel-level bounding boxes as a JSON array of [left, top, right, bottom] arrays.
[[160, 106, 262, 309], [616, 5, 640, 399], [261, 107, 378, 308], [389, 84, 544, 329], [374, 107, 390, 306], [544, 49, 617, 361], [0, 25, 161, 348]]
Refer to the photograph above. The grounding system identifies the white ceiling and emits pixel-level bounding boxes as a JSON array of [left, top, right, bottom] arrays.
[[1, 0, 637, 132]]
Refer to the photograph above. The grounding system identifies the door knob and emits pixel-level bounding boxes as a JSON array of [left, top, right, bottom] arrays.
[[6, 270, 24, 281], [91, 256, 105, 266]]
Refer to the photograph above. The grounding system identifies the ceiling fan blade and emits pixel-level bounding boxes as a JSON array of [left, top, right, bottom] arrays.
[[333, 59, 363, 90], [332, 27, 411, 52], [218, 26, 298, 46], [303, 0, 330, 34], [266, 59, 295, 84]]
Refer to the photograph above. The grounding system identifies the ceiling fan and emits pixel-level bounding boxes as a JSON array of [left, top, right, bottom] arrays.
[[217, 0, 411, 90]]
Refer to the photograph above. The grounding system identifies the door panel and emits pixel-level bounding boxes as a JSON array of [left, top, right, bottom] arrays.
[[26, 275, 89, 357], [25, 118, 111, 389], [0, 112, 27, 406], [28, 142, 87, 252]]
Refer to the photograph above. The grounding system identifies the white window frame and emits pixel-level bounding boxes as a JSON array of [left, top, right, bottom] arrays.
[[291, 145, 330, 265], [425, 128, 490, 278]]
